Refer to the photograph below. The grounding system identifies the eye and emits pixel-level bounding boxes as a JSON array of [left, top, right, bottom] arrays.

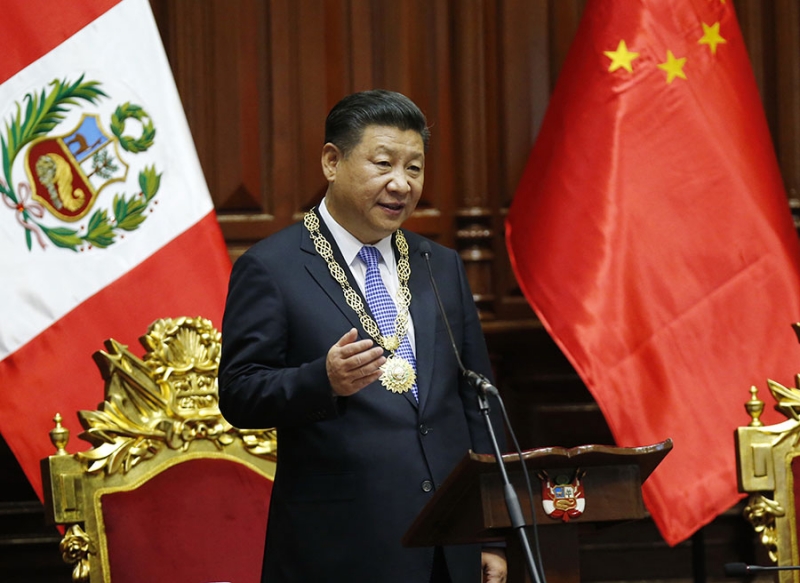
[[375, 160, 391, 168], [408, 164, 422, 174]]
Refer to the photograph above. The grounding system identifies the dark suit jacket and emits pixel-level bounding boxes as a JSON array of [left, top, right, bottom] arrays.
[[218, 211, 503, 583]]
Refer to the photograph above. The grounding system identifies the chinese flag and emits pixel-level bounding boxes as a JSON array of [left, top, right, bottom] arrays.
[[0, 0, 231, 498], [506, 0, 800, 545]]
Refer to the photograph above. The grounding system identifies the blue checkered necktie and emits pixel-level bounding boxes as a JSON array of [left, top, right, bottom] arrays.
[[357, 245, 418, 401]]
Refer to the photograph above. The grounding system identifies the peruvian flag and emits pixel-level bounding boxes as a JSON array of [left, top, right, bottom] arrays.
[[506, 0, 800, 545], [0, 0, 231, 497]]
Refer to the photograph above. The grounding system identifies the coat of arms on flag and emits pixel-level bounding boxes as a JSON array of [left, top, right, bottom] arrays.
[[1, 74, 160, 252]]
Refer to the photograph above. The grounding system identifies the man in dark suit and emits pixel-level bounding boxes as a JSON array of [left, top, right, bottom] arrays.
[[218, 90, 507, 583]]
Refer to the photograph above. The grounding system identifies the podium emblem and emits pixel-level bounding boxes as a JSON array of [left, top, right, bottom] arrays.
[[540, 469, 586, 522]]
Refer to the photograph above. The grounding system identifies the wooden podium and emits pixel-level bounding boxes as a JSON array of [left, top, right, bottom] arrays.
[[403, 439, 672, 583]]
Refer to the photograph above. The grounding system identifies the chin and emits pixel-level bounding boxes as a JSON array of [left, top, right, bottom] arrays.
[[370, 219, 401, 234]]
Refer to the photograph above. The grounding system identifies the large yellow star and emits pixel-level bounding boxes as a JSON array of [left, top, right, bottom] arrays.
[[657, 50, 687, 84], [604, 40, 639, 73], [698, 22, 727, 54]]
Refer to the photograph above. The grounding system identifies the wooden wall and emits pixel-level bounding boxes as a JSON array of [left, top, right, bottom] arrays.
[[2, 0, 799, 581]]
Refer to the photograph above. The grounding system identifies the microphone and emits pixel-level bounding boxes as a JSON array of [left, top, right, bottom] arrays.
[[724, 562, 800, 576], [418, 241, 498, 396]]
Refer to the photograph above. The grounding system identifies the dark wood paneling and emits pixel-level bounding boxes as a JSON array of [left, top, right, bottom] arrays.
[[0, 437, 70, 583], [148, 0, 800, 312], [774, 0, 800, 200]]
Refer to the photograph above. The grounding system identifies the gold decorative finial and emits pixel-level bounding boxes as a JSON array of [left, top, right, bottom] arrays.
[[745, 386, 765, 427], [49, 413, 70, 455]]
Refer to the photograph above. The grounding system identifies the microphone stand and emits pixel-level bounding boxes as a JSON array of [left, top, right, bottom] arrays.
[[469, 373, 543, 583], [419, 242, 544, 583]]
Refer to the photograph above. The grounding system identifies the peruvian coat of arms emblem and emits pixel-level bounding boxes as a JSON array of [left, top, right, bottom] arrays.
[[539, 469, 586, 522], [1, 75, 160, 252]]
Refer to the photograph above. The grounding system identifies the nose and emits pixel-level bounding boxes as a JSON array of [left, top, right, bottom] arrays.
[[387, 169, 411, 194]]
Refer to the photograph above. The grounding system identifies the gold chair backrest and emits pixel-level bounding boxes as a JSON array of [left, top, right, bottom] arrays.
[[736, 324, 800, 582], [41, 316, 277, 583]]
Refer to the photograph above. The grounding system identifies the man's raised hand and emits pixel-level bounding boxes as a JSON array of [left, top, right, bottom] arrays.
[[327, 328, 386, 396]]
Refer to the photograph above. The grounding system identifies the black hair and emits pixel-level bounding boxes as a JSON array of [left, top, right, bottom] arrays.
[[324, 89, 430, 156]]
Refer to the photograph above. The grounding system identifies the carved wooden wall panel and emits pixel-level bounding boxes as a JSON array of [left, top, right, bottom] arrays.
[[773, 0, 800, 201], [150, 0, 800, 322]]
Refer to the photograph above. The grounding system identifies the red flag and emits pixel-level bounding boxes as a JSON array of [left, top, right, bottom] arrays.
[[0, 0, 231, 498], [506, 0, 800, 545]]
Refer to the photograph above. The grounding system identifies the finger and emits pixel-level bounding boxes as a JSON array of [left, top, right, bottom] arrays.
[[342, 346, 385, 369], [356, 366, 384, 386], [333, 352, 385, 385], [335, 328, 359, 347], [329, 356, 385, 396], [333, 329, 380, 359], [338, 339, 380, 359]]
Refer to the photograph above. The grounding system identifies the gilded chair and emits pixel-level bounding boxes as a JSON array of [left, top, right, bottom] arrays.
[[41, 316, 277, 583], [736, 323, 800, 582]]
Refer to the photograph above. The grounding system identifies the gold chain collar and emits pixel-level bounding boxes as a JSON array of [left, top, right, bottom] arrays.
[[303, 209, 412, 354]]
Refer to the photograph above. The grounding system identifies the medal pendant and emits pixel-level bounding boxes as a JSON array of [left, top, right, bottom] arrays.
[[380, 355, 416, 394]]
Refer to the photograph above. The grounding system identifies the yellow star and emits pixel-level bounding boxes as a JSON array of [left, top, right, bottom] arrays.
[[604, 40, 640, 73], [657, 50, 687, 84], [698, 22, 727, 54]]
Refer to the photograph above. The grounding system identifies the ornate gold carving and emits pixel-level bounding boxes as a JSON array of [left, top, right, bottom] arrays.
[[744, 386, 765, 427], [736, 326, 800, 573], [41, 316, 278, 583], [76, 316, 276, 475], [50, 413, 71, 455], [60, 524, 93, 582], [743, 494, 783, 563], [767, 376, 800, 422]]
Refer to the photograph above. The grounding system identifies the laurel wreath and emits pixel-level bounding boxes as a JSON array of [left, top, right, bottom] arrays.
[[40, 166, 161, 250], [110, 102, 155, 153], [0, 76, 160, 251]]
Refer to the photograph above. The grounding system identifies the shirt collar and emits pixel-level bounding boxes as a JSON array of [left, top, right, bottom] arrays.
[[319, 197, 396, 272]]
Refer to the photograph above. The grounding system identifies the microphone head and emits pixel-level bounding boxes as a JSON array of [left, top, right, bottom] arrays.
[[723, 563, 749, 577], [419, 241, 432, 257]]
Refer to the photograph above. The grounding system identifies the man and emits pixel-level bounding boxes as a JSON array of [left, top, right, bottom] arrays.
[[218, 89, 507, 583]]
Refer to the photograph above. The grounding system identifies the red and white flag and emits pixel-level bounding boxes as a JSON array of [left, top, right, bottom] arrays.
[[506, 0, 800, 545], [0, 0, 231, 497]]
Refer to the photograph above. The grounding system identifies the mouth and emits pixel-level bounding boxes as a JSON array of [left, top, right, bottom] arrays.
[[378, 201, 405, 214]]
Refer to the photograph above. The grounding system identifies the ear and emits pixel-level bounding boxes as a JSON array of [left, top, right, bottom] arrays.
[[321, 143, 342, 182]]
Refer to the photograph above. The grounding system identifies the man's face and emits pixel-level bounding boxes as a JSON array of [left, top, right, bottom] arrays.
[[322, 125, 425, 245]]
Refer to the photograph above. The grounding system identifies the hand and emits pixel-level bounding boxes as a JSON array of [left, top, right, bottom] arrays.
[[481, 548, 507, 583], [327, 328, 386, 396]]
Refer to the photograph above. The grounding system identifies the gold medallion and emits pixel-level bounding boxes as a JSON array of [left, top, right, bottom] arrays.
[[380, 355, 416, 394]]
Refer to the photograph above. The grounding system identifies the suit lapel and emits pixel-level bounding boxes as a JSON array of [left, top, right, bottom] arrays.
[[404, 233, 436, 413], [301, 209, 364, 333]]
